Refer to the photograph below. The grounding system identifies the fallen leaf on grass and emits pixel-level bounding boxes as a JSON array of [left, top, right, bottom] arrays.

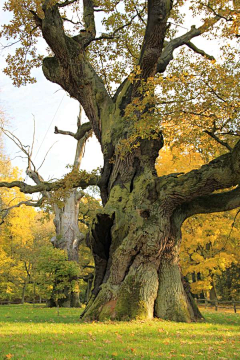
[[115, 333, 123, 343], [4, 354, 14, 359], [103, 339, 112, 344], [163, 338, 171, 345]]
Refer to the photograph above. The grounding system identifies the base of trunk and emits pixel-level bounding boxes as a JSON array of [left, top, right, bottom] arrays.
[[81, 259, 203, 322], [155, 258, 196, 322]]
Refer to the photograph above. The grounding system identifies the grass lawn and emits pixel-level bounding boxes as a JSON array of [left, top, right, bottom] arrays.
[[0, 304, 239, 359]]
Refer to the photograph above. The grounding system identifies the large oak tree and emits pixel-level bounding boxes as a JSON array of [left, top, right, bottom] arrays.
[[1, 0, 239, 321]]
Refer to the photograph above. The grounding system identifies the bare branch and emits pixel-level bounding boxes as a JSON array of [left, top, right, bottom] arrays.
[[0, 126, 36, 172], [54, 126, 76, 138], [54, 122, 92, 141], [0, 171, 99, 194], [62, 17, 82, 25], [86, 5, 146, 46], [204, 130, 232, 151], [37, 141, 58, 171], [0, 39, 21, 49], [77, 106, 82, 128], [29, 116, 36, 161], [0, 196, 46, 225], [198, 1, 236, 21]]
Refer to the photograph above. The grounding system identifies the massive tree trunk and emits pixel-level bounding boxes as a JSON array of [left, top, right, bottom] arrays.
[[79, 131, 203, 321], [80, 137, 240, 321], [30, 0, 240, 320]]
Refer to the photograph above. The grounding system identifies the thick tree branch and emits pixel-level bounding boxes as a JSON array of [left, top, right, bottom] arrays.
[[39, 1, 113, 144], [157, 140, 240, 208], [181, 186, 240, 220], [157, 16, 220, 73], [54, 127, 76, 138], [83, 0, 96, 40], [138, 0, 173, 79], [75, 122, 92, 140], [42, 1, 71, 60], [28, 9, 42, 28], [0, 172, 99, 195], [185, 41, 215, 60]]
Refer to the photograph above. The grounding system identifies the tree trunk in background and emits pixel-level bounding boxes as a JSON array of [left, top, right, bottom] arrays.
[[21, 282, 27, 304], [23, 107, 92, 308], [50, 189, 84, 307], [209, 279, 218, 302]]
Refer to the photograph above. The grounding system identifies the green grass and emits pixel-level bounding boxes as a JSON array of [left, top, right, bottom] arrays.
[[0, 304, 239, 359]]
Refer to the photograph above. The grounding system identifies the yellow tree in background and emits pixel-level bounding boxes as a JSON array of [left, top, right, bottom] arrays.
[[0, 155, 37, 301], [0, 148, 55, 302], [181, 211, 239, 300]]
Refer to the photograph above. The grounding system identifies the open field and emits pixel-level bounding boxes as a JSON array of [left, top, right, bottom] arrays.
[[0, 304, 239, 359]]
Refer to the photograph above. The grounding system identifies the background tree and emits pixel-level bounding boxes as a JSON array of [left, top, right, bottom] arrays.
[[0, 0, 239, 321], [181, 211, 240, 300], [0, 106, 99, 306], [0, 145, 55, 303]]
